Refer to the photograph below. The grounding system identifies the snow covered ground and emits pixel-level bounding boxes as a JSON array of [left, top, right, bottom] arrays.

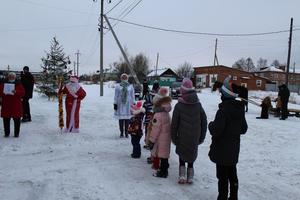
[[0, 84, 299, 200]]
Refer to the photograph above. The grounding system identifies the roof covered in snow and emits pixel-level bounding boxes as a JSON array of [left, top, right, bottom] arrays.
[[259, 66, 284, 72]]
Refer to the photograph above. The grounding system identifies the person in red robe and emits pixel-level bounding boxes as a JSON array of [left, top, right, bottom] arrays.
[[0, 72, 25, 137], [59, 76, 86, 133]]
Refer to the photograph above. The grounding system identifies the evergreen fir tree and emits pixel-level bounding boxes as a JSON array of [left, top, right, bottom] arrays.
[[39, 37, 71, 99]]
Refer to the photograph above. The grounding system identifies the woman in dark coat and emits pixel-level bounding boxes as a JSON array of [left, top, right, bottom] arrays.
[[171, 78, 207, 184], [209, 77, 247, 200], [0, 72, 25, 137]]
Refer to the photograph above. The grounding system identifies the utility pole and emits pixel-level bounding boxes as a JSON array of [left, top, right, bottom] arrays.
[[213, 38, 219, 66], [73, 62, 76, 76], [103, 14, 140, 85], [75, 50, 81, 76], [93, 0, 108, 96], [7, 65, 10, 72], [155, 53, 159, 79], [285, 17, 293, 86]]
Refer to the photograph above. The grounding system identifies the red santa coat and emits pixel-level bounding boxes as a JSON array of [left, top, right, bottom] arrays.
[[61, 83, 86, 132], [0, 82, 25, 118]]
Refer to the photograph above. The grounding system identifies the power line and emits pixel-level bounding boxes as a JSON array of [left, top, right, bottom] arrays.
[[0, 25, 94, 32], [107, 17, 300, 37], [13, 0, 98, 15], [105, 0, 124, 14], [105, 0, 143, 34]]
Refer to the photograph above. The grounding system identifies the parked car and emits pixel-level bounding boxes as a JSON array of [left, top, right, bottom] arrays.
[[170, 81, 182, 99]]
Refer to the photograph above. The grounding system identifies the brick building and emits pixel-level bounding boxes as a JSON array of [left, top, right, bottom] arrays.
[[193, 65, 272, 90], [255, 66, 300, 86]]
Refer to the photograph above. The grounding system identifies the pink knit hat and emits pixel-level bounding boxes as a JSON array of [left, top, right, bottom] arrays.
[[180, 78, 194, 94], [153, 87, 169, 104]]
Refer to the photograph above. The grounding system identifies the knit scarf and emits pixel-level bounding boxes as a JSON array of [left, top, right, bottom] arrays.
[[120, 80, 129, 104]]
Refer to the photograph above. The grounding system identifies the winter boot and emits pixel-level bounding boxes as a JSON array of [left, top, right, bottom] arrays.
[[178, 166, 186, 184], [153, 169, 168, 178], [186, 167, 194, 184]]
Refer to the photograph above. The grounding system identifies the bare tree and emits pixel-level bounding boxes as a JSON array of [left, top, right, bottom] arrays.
[[112, 52, 149, 82], [232, 58, 247, 71], [257, 58, 268, 70], [233, 57, 255, 72], [271, 59, 280, 68], [176, 62, 193, 78]]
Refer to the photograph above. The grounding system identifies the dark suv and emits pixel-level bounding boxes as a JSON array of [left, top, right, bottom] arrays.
[[171, 82, 182, 99]]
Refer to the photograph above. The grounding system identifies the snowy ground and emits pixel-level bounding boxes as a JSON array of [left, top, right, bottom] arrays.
[[0, 84, 299, 200]]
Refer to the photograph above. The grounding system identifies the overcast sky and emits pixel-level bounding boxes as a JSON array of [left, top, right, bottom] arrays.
[[0, 0, 300, 74]]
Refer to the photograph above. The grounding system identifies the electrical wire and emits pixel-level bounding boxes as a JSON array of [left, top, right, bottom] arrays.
[[0, 25, 94, 32], [105, 0, 124, 15], [107, 17, 300, 37], [105, 0, 143, 34], [13, 0, 98, 15]]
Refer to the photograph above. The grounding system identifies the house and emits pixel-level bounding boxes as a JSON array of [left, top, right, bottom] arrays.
[[193, 65, 273, 90], [147, 68, 180, 87], [255, 66, 300, 92]]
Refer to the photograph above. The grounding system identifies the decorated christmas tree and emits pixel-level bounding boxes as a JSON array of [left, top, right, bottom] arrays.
[[39, 37, 71, 99]]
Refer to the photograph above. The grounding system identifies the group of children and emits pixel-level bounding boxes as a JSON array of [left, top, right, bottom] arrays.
[[126, 78, 208, 183]]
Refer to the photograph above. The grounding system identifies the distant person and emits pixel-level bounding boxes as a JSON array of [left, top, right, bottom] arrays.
[[21, 66, 35, 122], [171, 78, 207, 184], [59, 76, 86, 133], [0, 72, 25, 137], [208, 77, 248, 200], [256, 96, 272, 119], [152, 80, 160, 93], [114, 73, 135, 138], [142, 78, 149, 99], [278, 84, 290, 120]]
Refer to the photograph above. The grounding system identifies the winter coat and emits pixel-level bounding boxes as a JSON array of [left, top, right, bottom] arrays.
[[21, 71, 34, 99], [128, 110, 145, 137], [143, 93, 154, 125], [278, 85, 290, 104], [114, 83, 135, 119], [171, 90, 207, 163], [0, 81, 25, 118], [208, 99, 248, 166], [149, 96, 172, 159]]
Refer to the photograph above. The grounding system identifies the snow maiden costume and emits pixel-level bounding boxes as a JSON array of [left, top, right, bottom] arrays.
[[60, 76, 86, 133], [114, 73, 135, 138]]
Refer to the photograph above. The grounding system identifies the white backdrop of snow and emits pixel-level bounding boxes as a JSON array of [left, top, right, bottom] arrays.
[[0, 84, 299, 200]]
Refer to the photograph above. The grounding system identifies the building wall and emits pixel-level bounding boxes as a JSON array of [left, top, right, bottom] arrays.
[[194, 66, 268, 90]]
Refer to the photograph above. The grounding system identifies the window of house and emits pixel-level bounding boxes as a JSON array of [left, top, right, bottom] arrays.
[[256, 80, 262, 87], [233, 76, 237, 80], [241, 83, 247, 88]]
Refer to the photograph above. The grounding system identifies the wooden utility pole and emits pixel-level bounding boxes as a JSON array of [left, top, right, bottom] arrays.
[[103, 14, 140, 85], [155, 53, 159, 79], [285, 18, 293, 86], [75, 50, 81, 76], [99, 0, 104, 96], [73, 62, 76, 75], [214, 38, 219, 66]]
